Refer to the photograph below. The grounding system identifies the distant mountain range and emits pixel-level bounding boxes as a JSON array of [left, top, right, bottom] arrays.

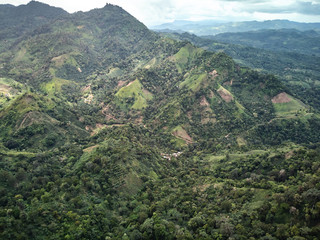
[[160, 30, 320, 110], [1, 2, 320, 240], [152, 19, 320, 35], [209, 28, 320, 57]]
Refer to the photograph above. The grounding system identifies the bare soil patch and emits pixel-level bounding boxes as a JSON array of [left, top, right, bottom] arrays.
[[272, 92, 291, 104], [217, 89, 233, 102], [172, 127, 193, 144], [83, 145, 98, 153], [200, 96, 210, 107], [0, 84, 11, 93], [223, 80, 233, 86], [209, 69, 218, 77], [117, 80, 126, 88]]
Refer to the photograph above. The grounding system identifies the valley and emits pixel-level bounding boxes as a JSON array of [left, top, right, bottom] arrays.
[[0, 2, 319, 239]]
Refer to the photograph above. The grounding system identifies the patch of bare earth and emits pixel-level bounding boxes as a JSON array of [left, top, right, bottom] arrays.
[[272, 92, 292, 104], [285, 151, 294, 159], [200, 96, 210, 107], [142, 89, 152, 96], [83, 145, 98, 153], [117, 80, 126, 88], [172, 127, 193, 144], [135, 116, 144, 125], [209, 69, 218, 78], [84, 94, 94, 104], [17, 111, 59, 130], [0, 84, 12, 93], [223, 80, 233, 86], [81, 85, 91, 92], [127, 80, 135, 87], [89, 123, 126, 136], [217, 89, 233, 103], [89, 123, 107, 136], [101, 105, 117, 121], [85, 125, 92, 131], [201, 117, 216, 125]]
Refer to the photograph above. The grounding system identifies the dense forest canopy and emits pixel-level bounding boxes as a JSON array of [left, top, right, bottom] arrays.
[[0, 1, 319, 239]]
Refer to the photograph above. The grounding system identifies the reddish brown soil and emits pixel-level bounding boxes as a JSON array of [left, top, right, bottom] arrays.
[[172, 127, 193, 144], [217, 89, 233, 103], [117, 80, 126, 88], [272, 92, 291, 104], [200, 96, 210, 106]]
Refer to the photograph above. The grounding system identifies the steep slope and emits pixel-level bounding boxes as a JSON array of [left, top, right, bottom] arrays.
[[0, 92, 89, 151], [0, 1, 68, 52], [160, 31, 320, 111], [0, 3, 160, 89], [134, 45, 319, 149], [210, 29, 320, 57], [1, 3, 320, 240]]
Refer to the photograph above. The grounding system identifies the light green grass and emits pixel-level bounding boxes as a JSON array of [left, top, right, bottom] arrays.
[[205, 149, 268, 163], [14, 47, 31, 62], [144, 57, 158, 69], [0, 78, 21, 86], [108, 67, 123, 77], [42, 68, 74, 95], [180, 73, 207, 91], [172, 125, 184, 133], [273, 95, 306, 117], [115, 79, 153, 110], [236, 137, 246, 146], [0, 149, 36, 157], [174, 44, 203, 73], [243, 189, 271, 212]]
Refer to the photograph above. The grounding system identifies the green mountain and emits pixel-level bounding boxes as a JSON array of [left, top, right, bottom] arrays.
[[209, 29, 320, 57], [152, 19, 320, 36], [1, 2, 320, 240], [0, 1, 68, 52], [160, 31, 320, 111]]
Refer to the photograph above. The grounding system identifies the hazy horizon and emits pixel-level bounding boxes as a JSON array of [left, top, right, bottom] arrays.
[[1, 0, 320, 27]]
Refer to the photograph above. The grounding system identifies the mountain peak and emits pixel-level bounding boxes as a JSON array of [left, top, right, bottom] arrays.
[[21, 0, 68, 15]]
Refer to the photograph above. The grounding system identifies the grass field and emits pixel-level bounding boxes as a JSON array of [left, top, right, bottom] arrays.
[[115, 79, 153, 110], [273, 94, 306, 117]]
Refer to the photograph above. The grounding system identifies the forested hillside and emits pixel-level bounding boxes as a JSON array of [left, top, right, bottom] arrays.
[[209, 29, 320, 57], [160, 31, 320, 111], [0, 2, 319, 239]]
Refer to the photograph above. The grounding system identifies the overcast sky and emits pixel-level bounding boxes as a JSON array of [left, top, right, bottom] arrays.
[[1, 0, 320, 26]]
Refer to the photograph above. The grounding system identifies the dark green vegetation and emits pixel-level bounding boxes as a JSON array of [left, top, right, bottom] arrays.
[[0, 1, 320, 239], [0, 1, 67, 53], [152, 19, 320, 36], [161, 31, 320, 111], [209, 29, 320, 57]]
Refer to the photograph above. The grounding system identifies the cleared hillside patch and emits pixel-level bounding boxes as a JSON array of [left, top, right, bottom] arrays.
[[272, 92, 306, 117], [174, 44, 204, 73], [115, 79, 153, 110], [180, 72, 207, 91], [172, 125, 193, 144], [217, 86, 234, 102]]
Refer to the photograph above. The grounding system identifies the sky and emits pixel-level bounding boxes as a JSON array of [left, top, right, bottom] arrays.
[[1, 0, 320, 26]]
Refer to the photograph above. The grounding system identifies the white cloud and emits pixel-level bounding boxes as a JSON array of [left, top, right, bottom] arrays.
[[1, 0, 320, 26]]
